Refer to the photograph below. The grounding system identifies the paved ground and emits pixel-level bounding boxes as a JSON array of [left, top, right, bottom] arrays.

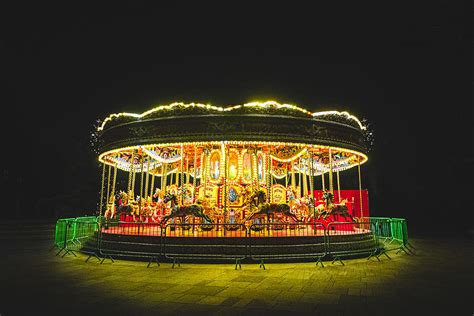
[[0, 222, 472, 315]]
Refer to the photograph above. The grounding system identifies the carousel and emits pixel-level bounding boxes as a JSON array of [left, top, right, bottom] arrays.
[[95, 101, 371, 248]]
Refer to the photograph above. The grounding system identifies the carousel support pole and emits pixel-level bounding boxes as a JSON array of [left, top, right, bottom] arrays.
[[106, 165, 112, 207], [111, 163, 117, 201], [132, 171, 136, 194], [132, 152, 137, 195], [256, 151, 260, 192], [186, 157, 190, 185], [180, 145, 184, 205], [298, 160, 302, 197], [337, 170, 341, 202], [309, 152, 314, 201], [150, 171, 155, 197], [309, 153, 314, 200], [302, 162, 308, 197], [99, 163, 106, 217], [291, 161, 296, 189], [249, 147, 254, 191], [139, 154, 144, 226], [329, 148, 334, 194], [267, 154, 272, 203], [358, 159, 364, 221], [265, 151, 271, 233], [309, 152, 316, 231], [160, 164, 164, 191], [144, 161, 150, 199], [192, 145, 197, 201], [163, 163, 168, 191], [223, 143, 228, 230], [322, 170, 326, 191], [254, 151, 259, 191], [203, 149, 208, 200], [128, 151, 135, 193]]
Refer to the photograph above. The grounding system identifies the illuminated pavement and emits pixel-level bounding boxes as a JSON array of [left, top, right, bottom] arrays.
[[0, 222, 472, 315]]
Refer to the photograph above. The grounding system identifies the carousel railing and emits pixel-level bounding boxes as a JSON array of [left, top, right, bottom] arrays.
[[96, 217, 162, 266], [162, 222, 248, 269], [247, 222, 327, 269], [326, 221, 381, 265]]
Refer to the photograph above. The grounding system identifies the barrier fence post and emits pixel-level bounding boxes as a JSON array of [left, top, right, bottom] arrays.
[[83, 218, 101, 263], [57, 219, 77, 258], [98, 216, 114, 264]]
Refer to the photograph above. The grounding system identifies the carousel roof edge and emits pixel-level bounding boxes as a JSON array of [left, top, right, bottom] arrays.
[[97, 101, 367, 132]]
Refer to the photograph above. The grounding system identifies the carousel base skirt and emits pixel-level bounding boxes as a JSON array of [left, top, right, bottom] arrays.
[[80, 223, 376, 262]]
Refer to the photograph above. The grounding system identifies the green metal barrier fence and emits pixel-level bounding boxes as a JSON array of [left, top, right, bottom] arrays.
[[54, 216, 101, 260], [53, 218, 76, 252], [53, 216, 412, 266], [72, 216, 98, 244]]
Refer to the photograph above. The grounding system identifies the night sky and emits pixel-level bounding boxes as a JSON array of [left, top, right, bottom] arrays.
[[1, 3, 471, 235]]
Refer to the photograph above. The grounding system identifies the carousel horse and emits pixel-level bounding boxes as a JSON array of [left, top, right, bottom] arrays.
[[245, 189, 299, 223], [160, 193, 212, 225], [199, 197, 217, 223], [115, 191, 134, 215], [149, 196, 166, 223], [328, 200, 355, 222], [316, 199, 355, 222], [289, 195, 312, 221]]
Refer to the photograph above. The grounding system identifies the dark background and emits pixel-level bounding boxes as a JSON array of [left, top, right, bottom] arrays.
[[0, 2, 471, 236]]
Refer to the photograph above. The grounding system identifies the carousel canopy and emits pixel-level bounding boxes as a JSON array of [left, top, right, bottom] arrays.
[[96, 101, 368, 156]]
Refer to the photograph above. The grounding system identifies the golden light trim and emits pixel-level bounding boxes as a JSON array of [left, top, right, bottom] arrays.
[[98, 141, 368, 176], [142, 147, 182, 163], [97, 101, 366, 131], [312, 110, 366, 130], [270, 148, 308, 163]]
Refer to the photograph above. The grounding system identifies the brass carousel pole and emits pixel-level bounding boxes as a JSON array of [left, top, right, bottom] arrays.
[[192, 145, 197, 201], [223, 143, 228, 226], [291, 161, 296, 189], [162, 163, 167, 192], [329, 148, 334, 194], [337, 169, 341, 202], [111, 163, 117, 202], [131, 151, 137, 195], [298, 159, 302, 197], [267, 153, 271, 203], [302, 163, 308, 197], [255, 150, 264, 190], [186, 157, 190, 185], [203, 149, 208, 199], [310, 151, 315, 201], [309, 151, 316, 229], [99, 162, 106, 217], [358, 158, 363, 220], [128, 151, 135, 193], [150, 168, 155, 197], [106, 164, 112, 206], [144, 160, 150, 199], [180, 145, 184, 205], [139, 153, 144, 221], [321, 169, 325, 191]]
